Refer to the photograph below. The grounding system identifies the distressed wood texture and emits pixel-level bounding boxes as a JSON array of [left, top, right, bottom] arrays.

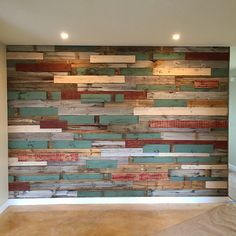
[[7, 46, 229, 198], [54, 75, 125, 84]]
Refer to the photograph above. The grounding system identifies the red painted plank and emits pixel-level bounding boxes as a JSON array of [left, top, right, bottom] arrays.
[[125, 140, 227, 149], [40, 120, 68, 129], [9, 182, 30, 191], [194, 80, 219, 88], [16, 63, 72, 72], [112, 172, 168, 181], [185, 52, 229, 60], [149, 120, 228, 129], [18, 153, 79, 162], [61, 90, 147, 99]]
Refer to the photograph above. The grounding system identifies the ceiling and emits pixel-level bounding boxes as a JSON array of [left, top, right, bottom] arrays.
[[0, 0, 236, 46]]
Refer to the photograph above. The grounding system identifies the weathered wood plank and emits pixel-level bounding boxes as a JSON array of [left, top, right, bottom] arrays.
[[90, 55, 136, 63], [54, 75, 125, 84], [194, 80, 219, 88], [147, 91, 227, 100], [205, 181, 228, 189], [9, 161, 47, 167], [181, 165, 228, 170], [40, 120, 68, 129], [185, 52, 229, 60], [134, 107, 228, 116], [16, 63, 72, 72], [8, 125, 62, 133], [149, 120, 228, 128], [153, 68, 211, 76], [187, 100, 227, 107], [9, 182, 30, 191], [7, 52, 43, 60]]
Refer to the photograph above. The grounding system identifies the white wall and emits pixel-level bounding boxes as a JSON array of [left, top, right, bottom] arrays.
[[0, 42, 8, 207]]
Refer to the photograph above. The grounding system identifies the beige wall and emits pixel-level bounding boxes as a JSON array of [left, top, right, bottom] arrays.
[[0, 42, 8, 206]]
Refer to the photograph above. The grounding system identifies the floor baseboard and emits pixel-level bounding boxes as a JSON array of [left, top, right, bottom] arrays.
[[0, 201, 9, 214]]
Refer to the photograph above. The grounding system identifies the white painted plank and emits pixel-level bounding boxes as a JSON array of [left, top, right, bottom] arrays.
[[181, 165, 228, 170], [8, 125, 62, 133], [9, 161, 47, 167]]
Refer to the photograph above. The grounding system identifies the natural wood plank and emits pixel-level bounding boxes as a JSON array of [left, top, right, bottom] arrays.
[[181, 165, 228, 170], [16, 63, 71, 72], [54, 75, 125, 84], [90, 55, 135, 63], [7, 52, 43, 60], [8, 125, 62, 133], [147, 91, 228, 100], [194, 80, 219, 88], [153, 68, 211, 76], [134, 107, 228, 116], [205, 181, 228, 189], [187, 100, 228, 107]]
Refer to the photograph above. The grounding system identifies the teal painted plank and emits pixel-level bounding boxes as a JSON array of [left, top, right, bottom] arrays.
[[51, 91, 61, 100], [77, 191, 103, 197], [8, 91, 46, 100], [77, 68, 116, 75], [59, 115, 95, 124], [137, 84, 176, 91], [100, 115, 139, 124], [86, 160, 117, 169], [177, 157, 220, 163], [63, 173, 103, 180], [126, 133, 161, 139], [188, 177, 228, 181], [104, 190, 145, 197], [20, 107, 58, 117], [9, 141, 48, 149], [170, 176, 185, 181], [122, 52, 150, 60], [8, 176, 14, 183], [143, 144, 170, 153], [153, 52, 185, 60], [17, 174, 60, 182], [212, 68, 229, 77], [120, 68, 153, 76], [81, 99, 105, 103], [180, 85, 218, 92], [115, 94, 124, 103], [52, 140, 92, 149], [133, 157, 175, 163], [81, 133, 123, 140], [175, 144, 214, 153], [8, 107, 16, 118], [81, 94, 111, 102], [154, 99, 187, 107]]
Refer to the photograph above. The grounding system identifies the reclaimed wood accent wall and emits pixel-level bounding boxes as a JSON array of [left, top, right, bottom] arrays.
[[7, 46, 229, 198]]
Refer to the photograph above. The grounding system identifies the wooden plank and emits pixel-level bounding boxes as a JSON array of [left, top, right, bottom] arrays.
[[9, 182, 30, 191], [16, 63, 72, 72], [126, 76, 175, 85], [185, 52, 229, 60], [187, 100, 227, 107], [153, 68, 211, 76], [149, 120, 228, 128], [9, 161, 47, 167], [9, 141, 48, 149], [181, 165, 228, 170], [8, 125, 62, 133], [40, 120, 68, 129], [147, 91, 227, 100], [86, 160, 118, 169], [7, 52, 43, 60], [125, 140, 227, 149], [99, 115, 139, 124], [54, 75, 125, 84], [90, 55, 136, 63], [134, 107, 228, 116], [19, 107, 58, 117], [112, 172, 168, 181], [205, 181, 228, 189], [194, 80, 219, 88], [174, 144, 214, 153]]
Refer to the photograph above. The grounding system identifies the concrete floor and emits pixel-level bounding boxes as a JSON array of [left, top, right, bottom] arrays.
[[0, 203, 221, 236]]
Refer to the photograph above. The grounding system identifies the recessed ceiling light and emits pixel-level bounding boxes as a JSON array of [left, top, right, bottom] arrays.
[[60, 32, 69, 40], [172, 33, 180, 41]]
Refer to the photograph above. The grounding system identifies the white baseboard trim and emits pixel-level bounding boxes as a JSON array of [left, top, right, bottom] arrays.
[[229, 164, 236, 172], [0, 201, 9, 214], [7, 196, 231, 206]]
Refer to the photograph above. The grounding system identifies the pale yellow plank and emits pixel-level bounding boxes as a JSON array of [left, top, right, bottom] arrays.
[[153, 67, 211, 76], [8, 125, 62, 133], [9, 161, 47, 167], [54, 75, 125, 84], [181, 165, 228, 170], [205, 181, 228, 189], [7, 52, 44, 60], [90, 55, 136, 63], [133, 107, 228, 116]]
